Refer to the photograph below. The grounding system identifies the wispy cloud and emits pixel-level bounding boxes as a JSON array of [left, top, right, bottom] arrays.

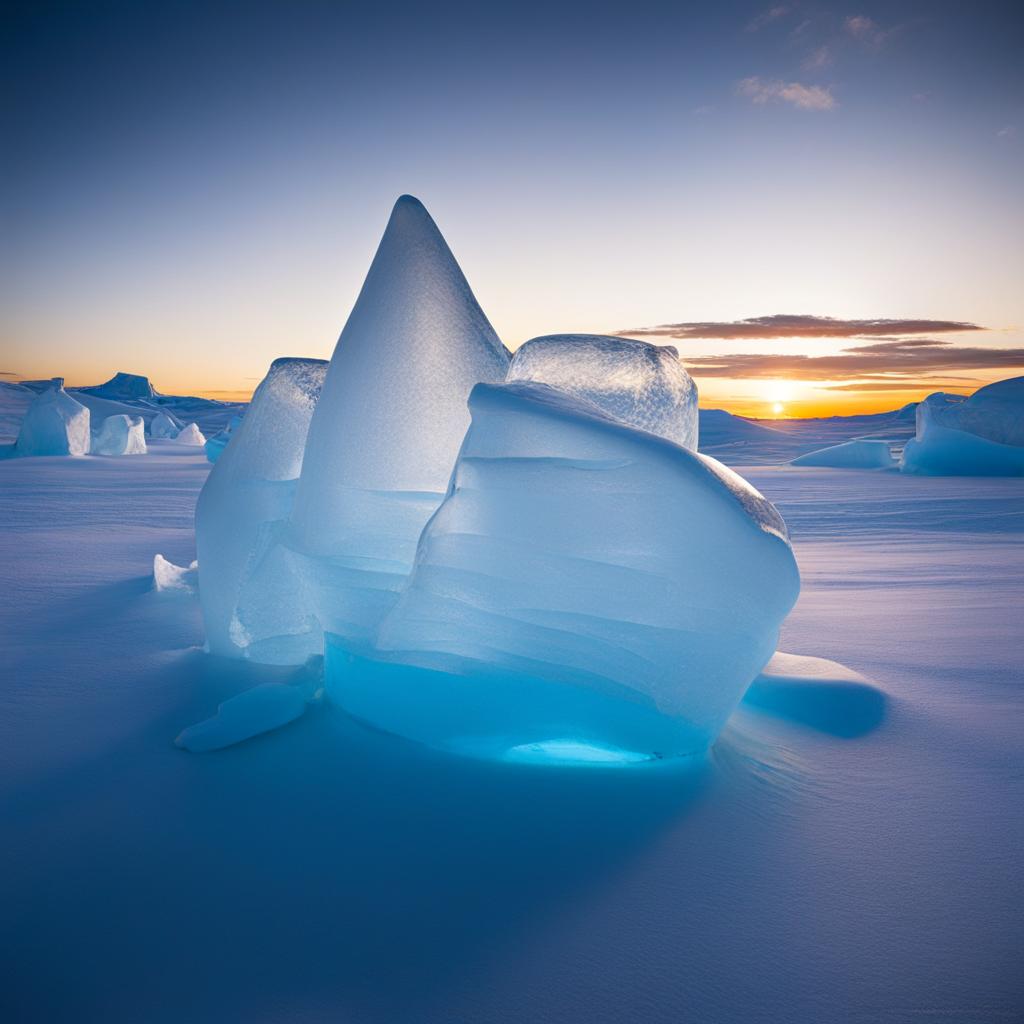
[[677, 340, 1024, 381], [0, 371, 19, 377], [736, 77, 836, 110], [997, 125, 1016, 138], [747, 6, 791, 32], [618, 314, 984, 341], [844, 14, 889, 48], [801, 45, 832, 71]]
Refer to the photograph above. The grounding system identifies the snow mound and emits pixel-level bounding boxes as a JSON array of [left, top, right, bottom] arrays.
[[175, 682, 311, 752], [507, 334, 698, 449], [197, 358, 327, 664], [149, 411, 182, 438], [174, 422, 206, 446], [790, 438, 896, 469], [153, 554, 198, 594], [287, 195, 510, 647], [326, 381, 799, 760], [15, 381, 91, 457], [92, 414, 147, 455], [77, 371, 156, 400]]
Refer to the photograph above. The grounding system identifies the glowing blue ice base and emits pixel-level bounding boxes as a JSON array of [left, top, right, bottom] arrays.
[[325, 638, 713, 764]]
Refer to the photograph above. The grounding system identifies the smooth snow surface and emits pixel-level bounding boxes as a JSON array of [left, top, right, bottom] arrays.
[[790, 438, 896, 468], [288, 195, 510, 645], [174, 422, 206, 445], [507, 334, 698, 449], [149, 411, 182, 438], [92, 413, 147, 455], [332, 382, 799, 758], [14, 383, 91, 456], [1, 449, 1022, 1023], [196, 358, 327, 664]]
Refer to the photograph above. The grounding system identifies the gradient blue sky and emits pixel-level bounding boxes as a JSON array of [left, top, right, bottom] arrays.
[[3, 0, 1022, 415]]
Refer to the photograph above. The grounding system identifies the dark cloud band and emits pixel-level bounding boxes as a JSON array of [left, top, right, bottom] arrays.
[[618, 314, 984, 341]]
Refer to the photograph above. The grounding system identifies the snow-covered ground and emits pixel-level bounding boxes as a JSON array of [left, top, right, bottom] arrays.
[[2, 440, 1021, 1022]]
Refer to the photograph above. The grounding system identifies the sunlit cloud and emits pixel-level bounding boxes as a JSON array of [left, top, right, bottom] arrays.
[[678, 339, 1024, 380], [736, 77, 836, 111], [844, 14, 889, 47], [746, 6, 791, 32], [618, 314, 984, 341]]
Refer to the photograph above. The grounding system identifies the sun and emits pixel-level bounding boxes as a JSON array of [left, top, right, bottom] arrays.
[[772, 402, 785, 415]]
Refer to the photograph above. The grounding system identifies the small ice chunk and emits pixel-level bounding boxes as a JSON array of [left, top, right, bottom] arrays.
[[149, 411, 182, 438], [92, 414, 147, 455], [153, 554, 198, 594], [174, 422, 206, 446], [174, 682, 309, 752], [14, 382, 90, 457], [507, 334, 698, 449], [790, 439, 895, 469]]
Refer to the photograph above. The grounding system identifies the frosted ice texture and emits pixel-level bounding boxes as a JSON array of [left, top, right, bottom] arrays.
[[175, 423, 206, 446], [15, 382, 91, 457], [916, 376, 1024, 449], [92, 414, 147, 455], [327, 382, 800, 759], [196, 358, 327, 663], [507, 334, 698, 449], [791, 439, 895, 468], [287, 195, 510, 645]]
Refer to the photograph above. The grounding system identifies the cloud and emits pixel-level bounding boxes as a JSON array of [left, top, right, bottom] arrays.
[[618, 314, 984, 341], [747, 6, 791, 32], [736, 77, 836, 111], [997, 125, 1016, 138], [802, 45, 831, 71], [844, 14, 889, 47], [0, 371, 18, 377], [676, 340, 1024, 381]]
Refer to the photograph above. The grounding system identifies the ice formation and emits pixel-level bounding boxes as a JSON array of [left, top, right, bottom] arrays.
[[196, 358, 327, 663], [149, 411, 182, 438], [153, 554, 198, 594], [203, 415, 242, 463], [790, 439, 896, 469], [14, 381, 91, 457], [901, 376, 1024, 475], [507, 334, 698, 449], [174, 422, 206, 446], [287, 195, 510, 647], [92, 414, 147, 455], [326, 382, 800, 760]]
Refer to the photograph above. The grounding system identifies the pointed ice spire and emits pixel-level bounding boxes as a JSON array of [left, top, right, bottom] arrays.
[[287, 195, 510, 644]]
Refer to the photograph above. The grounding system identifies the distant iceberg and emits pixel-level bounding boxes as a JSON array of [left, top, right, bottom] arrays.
[[901, 376, 1024, 476]]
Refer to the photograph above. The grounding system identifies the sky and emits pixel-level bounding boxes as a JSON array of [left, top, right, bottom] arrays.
[[2, 0, 1022, 417]]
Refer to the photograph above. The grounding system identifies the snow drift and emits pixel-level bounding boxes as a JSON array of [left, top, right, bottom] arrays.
[[327, 382, 800, 760], [791, 439, 896, 469], [14, 381, 91, 457]]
